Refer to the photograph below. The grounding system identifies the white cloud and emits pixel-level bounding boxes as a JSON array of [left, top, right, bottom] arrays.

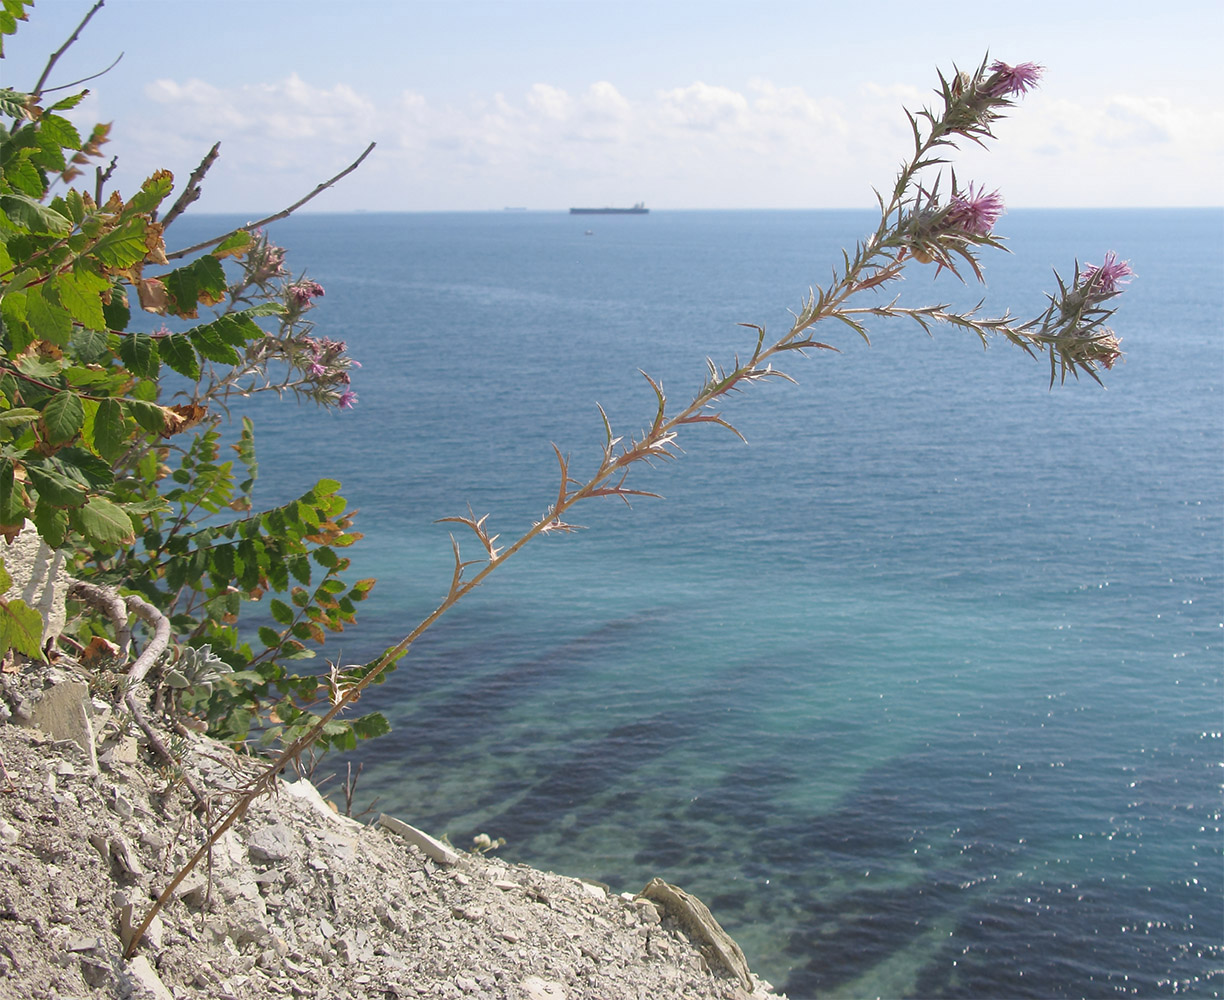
[[658, 81, 749, 131], [97, 70, 1222, 211]]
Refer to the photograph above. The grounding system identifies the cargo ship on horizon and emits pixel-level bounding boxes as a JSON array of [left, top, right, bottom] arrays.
[[569, 202, 649, 215]]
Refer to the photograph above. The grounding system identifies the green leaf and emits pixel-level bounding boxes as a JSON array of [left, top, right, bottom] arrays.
[[124, 398, 168, 434], [163, 255, 227, 318], [0, 406, 38, 429], [0, 597, 44, 660], [70, 495, 135, 545], [53, 447, 113, 489], [25, 283, 74, 345], [102, 286, 130, 332], [91, 218, 149, 269], [257, 626, 282, 649], [25, 463, 87, 507], [0, 458, 29, 531], [46, 89, 89, 114], [214, 231, 252, 258], [119, 332, 159, 378], [190, 328, 241, 365], [41, 391, 84, 444], [91, 398, 125, 462], [0, 193, 71, 235], [313, 478, 342, 497], [288, 553, 311, 584], [269, 598, 294, 626], [29, 501, 67, 548], [70, 325, 110, 363], [158, 334, 200, 380], [53, 269, 109, 330], [37, 114, 81, 154], [351, 712, 391, 741]]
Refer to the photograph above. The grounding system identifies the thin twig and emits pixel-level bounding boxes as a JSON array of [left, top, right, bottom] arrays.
[[159, 142, 221, 229], [165, 142, 376, 261], [31, 0, 107, 97], [95, 155, 117, 205], [124, 691, 207, 811], [38, 50, 124, 95]]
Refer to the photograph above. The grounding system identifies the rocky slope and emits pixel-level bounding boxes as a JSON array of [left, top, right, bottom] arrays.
[[0, 664, 782, 1000]]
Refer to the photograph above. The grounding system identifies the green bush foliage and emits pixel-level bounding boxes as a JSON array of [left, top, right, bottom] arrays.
[[0, 0, 392, 751]]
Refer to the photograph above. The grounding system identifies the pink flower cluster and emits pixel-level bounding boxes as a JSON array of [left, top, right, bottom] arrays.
[[986, 61, 1044, 97], [946, 183, 1005, 237], [1079, 252, 1133, 297], [288, 280, 326, 308]]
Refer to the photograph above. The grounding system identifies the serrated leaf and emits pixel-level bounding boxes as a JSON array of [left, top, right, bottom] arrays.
[[0, 193, 71, 234], [118, 332, 159, 378], [257, 626, 282, 649], [0, 597, 44, 660], [269, 598, 294, 626], [190, 328, 241, 365], [41, 391, 84, 444], [163, 255, 227, 318], [70, 325, 110, 363], [124, 398, 169, 434], [0, 406, 38, 429], [288, 553, 311, 584], [127, 170, 174, 215], [53, 269, 109, 330], [102, 285, 130, 331], [92, 398, 125, 462], [53, 446, 113, 489], [71, 495, 135, 545], [351, 712, 391, 741], [157, 334, 200, 379], [37, 114, 81, 153], [0, 458, 29, 534], [214, 231, 252, 259], [91, 218, 149, 268], [25, 463, 87, 507], [25, 283, 73, 345]]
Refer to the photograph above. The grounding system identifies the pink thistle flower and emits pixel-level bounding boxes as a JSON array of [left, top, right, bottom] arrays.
[[1079, 252, 1133, 296], [987, 61, 1044, 97], [946, 183, 1005, 237], [307, 361, 327, 378], [288, 280, 325, 308], [337, 390, 357, 410]]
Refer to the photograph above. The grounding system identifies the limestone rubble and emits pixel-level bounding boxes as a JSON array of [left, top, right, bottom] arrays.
[[0, 664, 782, 1000]]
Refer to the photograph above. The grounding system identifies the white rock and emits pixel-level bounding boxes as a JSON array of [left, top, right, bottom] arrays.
[[377, 813, 459, 866], [126, 955, 175, 1000], [520, 975, 567, 999]]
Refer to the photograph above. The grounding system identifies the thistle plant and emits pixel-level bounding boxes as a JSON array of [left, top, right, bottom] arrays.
[[121, 54, 1132, 954]]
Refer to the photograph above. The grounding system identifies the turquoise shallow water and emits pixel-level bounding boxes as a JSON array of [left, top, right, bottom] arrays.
[[169, 209, 1221, 997]]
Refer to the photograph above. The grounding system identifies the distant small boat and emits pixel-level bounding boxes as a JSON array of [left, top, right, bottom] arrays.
[[570, 202, 648, 215]]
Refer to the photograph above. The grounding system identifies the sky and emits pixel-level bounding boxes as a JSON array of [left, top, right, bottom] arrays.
[[3, 0, 1222, 213]]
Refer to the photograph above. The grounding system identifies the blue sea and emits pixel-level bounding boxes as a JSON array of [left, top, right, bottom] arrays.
[[171, 208, 1222, 998]]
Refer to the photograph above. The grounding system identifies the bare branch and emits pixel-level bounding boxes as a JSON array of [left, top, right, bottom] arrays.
[[165, 142, 377, 261], [32, 0, 107, 97], [159, 142, 221, 229], [37, 50, 124, 94]]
